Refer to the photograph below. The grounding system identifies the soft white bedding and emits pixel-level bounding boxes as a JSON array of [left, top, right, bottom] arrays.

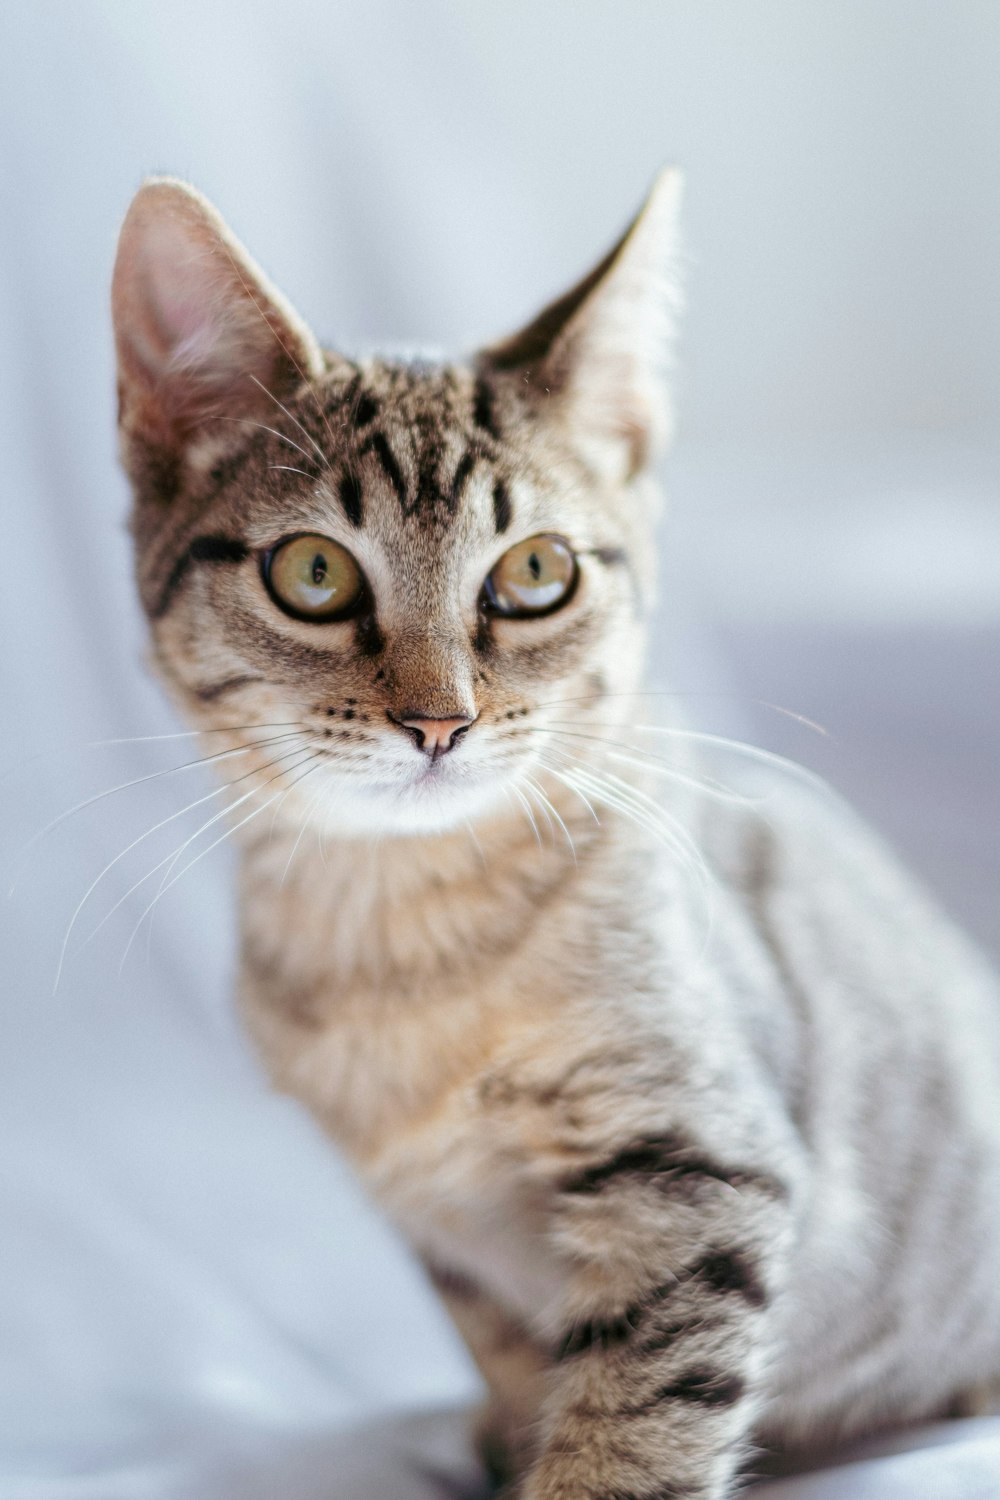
[[8, 1410, 1000, 1499], [2, 4, 998, 1495]]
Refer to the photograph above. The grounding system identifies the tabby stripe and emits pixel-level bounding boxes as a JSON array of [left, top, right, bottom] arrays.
[[473, 611, 494, 657], [581, 544, 641, 612], [486, 1046, 649, 1106], [450, 448, 477, 510], [557, 1311, 636, 1359], [338, 470, 364, 527], [652, 1367, 746, 1409], [557, 1280, 677, 1360], [425, 1261, 482, 1302], [352, 390, 380, 429], [418, 434, 446, 515], [472, 374, 500, 438], [492, 478, 512, 533], [354, 609, 385, 660], [638, 1313, 726, 1356], [207, 446, 255, 494], [557, 1249, 766, 1363], [193, 674, 263, 703], [361, 432, 407, 507], [575, 1366, 746, 1427], [323, 367, 360, 418], [152, 534, 249, 619], [690, 1249, 769, 1308], [543, 1431, 693, 1488], [562, 1131, 787, 1202], [589, 545, 629, 567]]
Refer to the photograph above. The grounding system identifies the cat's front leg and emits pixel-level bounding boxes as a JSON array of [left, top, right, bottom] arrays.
[[515, 1118, 797, 1500], [425, 1261, 550, 1485], [524, 1262, 780, 1498]]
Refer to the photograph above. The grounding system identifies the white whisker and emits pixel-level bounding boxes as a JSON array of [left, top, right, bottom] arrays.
[[57, 746, 316, 991], [315, 813, 330, 870], [10, 730, 305, 896], [215, 415, 314, 461], [117, 756, 321, 977], [618, 723, 831, 793], [520, 776, 556, 842], [214, 235, 345, 463], [462, 818, 489, 875], [521, 773, 578, 865], [510, 784, 543, 848], [542, 749, 712, 902], [536, 715, 829, 799], [537, 760, 602, 828], [535, 726, 753, 805], [556, 764, 712, 918], [533, 689, 829, 738], [149, 742, 323, 963], [279, 774, 329, 886], [247, 373, 331, 470], [0, 720, 306, 785], [53, 743, 309, 989]]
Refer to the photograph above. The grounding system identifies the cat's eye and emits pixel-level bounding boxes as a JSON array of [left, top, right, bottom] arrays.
[[262, 533, 365, 621], [483, 534, 578, 618]]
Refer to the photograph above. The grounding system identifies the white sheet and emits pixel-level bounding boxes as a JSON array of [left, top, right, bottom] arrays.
[[2, 4, 998, 1495]]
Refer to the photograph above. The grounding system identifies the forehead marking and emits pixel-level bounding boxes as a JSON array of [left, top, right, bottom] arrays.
[[472, 374, 500, 439], [313, 367, 509, 528], [450, 448, 477, 511], [492, 479, 512, 534], [361, 431, 407, 509], [338, 470, 364, 528], [416, 425, 447, 518], [151, 533, 248, 619], [353, 392, 379, 428]]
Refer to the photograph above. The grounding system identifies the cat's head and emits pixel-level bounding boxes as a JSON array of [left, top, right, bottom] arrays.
[[112, 174, 680, 837]]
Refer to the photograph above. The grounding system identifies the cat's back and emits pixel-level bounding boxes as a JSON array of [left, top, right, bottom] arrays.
[[687, 763, 1000, 1154], [680, 767, 1000, 1437], [695, 766, 1000, 1053]]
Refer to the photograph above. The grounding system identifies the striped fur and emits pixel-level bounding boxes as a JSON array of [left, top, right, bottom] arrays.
[[112, 176, 1000, 1499]]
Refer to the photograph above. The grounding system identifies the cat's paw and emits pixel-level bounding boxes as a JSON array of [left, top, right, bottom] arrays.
[[472, 1403, 520, 1494], [947, 1375, 1000, 1418]]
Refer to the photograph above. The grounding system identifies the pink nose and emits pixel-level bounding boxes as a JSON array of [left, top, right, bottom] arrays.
[[396, 715, 475, 760]]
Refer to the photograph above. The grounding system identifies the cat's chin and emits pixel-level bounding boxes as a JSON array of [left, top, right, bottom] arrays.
[[307, 767, 516, 840]]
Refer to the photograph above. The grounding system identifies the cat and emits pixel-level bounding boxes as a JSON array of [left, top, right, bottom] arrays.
[[111, 171, 1000, 1499]]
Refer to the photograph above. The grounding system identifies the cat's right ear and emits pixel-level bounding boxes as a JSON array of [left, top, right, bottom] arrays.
[[481, 170, 682, 483], [112, 178, 325, 496]]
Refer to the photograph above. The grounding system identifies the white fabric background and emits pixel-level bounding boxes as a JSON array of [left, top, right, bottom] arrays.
[[1, 4, 998, 1496]]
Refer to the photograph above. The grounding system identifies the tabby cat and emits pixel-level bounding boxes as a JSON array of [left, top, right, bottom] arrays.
[[111, 172, 1000, 1498]]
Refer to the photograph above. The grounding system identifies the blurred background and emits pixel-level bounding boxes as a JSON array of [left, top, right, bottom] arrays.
[[1, 3, 998, 1497]]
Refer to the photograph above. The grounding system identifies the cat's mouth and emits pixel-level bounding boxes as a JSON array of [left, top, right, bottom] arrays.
[[309, 746, 518, 835], [410, 756, 461, 787], [394, 755, 488, 800]]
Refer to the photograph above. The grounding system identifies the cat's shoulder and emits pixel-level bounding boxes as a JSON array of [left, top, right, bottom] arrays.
[[693, 764, 997, 1001]]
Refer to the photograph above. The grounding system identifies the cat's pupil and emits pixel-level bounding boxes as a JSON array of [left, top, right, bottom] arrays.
[[311, 554, 328, 586], [528, 552, 542, 581]]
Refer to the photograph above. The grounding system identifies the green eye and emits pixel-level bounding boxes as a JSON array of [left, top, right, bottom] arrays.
[[263, 533, 365, 621], [483, 534, 578, 617]]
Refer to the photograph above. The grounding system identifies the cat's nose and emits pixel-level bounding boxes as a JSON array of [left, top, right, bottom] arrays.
[[391, 713, 476, 760]]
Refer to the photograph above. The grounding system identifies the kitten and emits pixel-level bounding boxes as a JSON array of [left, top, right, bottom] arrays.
[[111, 173, 1000, 1498]]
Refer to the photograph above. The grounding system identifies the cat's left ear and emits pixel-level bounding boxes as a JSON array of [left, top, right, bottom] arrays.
[[481, 169, 682, 481], [112, 177, 326, 494]]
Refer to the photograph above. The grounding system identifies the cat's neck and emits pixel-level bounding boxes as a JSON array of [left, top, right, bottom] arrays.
[[235, 776, 609, 1008]]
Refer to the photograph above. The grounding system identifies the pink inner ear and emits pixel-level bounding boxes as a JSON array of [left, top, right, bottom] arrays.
[[137, 218, 235, 375], [115, 181, 326, 448], [161, 293, 234, 378]]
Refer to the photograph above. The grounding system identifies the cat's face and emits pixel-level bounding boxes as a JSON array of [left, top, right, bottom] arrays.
[[113, 176, 679, 837]]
